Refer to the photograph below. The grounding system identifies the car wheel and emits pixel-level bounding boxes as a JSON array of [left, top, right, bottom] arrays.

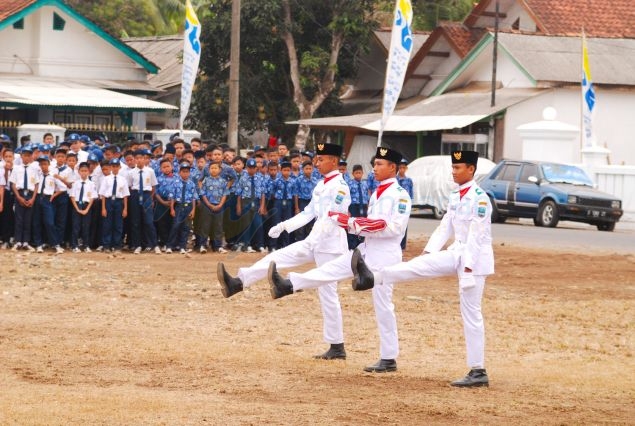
[[537, 200, 559, 227], [597, 222, 616, 232], [432, 207, 445, 220]]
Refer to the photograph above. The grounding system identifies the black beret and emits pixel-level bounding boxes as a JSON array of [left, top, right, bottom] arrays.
[[315, 143, 342, 157], [451, 150, 479, 166], [374, 146, 403, 165]]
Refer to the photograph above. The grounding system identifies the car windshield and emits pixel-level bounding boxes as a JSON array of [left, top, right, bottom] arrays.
[[541, 163, 594, 186]]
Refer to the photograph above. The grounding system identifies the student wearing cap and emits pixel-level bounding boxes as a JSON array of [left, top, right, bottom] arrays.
[[166, 161, 199, 254], [347, 164, 370, 250], [32, 156, 64, 253], [397, 158, 414, 250], [338, 160, 351, 185], [262, 160, 279, 252], [292, 161, 318, 242], [351, 150, 494, 387], [198, 161, 229, 253], [270, 161, 296, 249], [154, 158, 177, 250], [9, 145, 40, 251], [69, 162, 98, 253], [218, 142, 352, 360], [223, 156, 245, 250], [267, 146, 411, 373], [0, 148, 15, 248], [51, 148, 73, 246], [87, 153, 104, 249], [99, 158, 129, 252], [127, 149, 161, 254], [234, 157, 267, 253]]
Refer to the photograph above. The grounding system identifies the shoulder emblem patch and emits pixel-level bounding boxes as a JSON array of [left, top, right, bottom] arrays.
[[335, 190, 346, 205]]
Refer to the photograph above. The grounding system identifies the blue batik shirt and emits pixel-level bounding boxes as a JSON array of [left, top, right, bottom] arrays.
[[350, 178, 370, 205], [311, 167, 322, 181], [272, 177, 296, 200], [156, 173, 178, 200], [398, 175, 414, 199], [169, 177, 200, 204], [204, 162, 237, 183], [295, 175, 318, 200], [190, 166, 204, 185], [367, 171, 378, 195], [200, 175, 229, 205], [265, 175, 277, 199], [236, 172, 267, 199]]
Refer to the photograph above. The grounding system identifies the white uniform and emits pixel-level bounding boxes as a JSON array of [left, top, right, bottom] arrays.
[[290, 177, 412, 359], [236, 169, 350, 344], [379, 179, 494, 368]]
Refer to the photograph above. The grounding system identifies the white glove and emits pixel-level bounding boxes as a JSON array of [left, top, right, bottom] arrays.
[[268, 223, 284, 238], [459, 273, 476, 290]]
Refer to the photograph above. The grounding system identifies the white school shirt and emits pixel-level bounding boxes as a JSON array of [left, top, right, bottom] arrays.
[[9, 162, 40, 192], [69, 178, 97, 204], [99, 173, 130, 199], [127, 166, 157, 192]]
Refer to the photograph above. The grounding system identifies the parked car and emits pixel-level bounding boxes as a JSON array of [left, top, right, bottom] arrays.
[[408, 155, 496, 218], [478, 160, 623, 231]]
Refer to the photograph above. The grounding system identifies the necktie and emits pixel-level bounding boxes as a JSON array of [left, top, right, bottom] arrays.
[[376, 182, 394, 199], [139, 169, 144, 205], [459, 186, 471, 200], [250, 176, 255, 198], [4, 168, 8, 189], [40, 174, 47, 195], [181, 179, 187, 203], [78, 181, 85, 206], [112, 176, 117, 198], [58, 165, 66, 172], [282, 181, 287, 200], [357, 181, 363, 204], [323, 174, 337, 184], [23, 167, 28, 191]]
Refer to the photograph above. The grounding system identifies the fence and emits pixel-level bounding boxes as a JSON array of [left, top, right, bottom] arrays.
[[587, 164, 635, 221]]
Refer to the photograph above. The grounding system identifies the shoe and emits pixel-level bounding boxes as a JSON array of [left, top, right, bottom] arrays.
[[450, 369, 489, 388], [217, 262, 244, 298], [1, 242, 8, 249], [244, 246, 256, 253], [232, 243, 243, 252], [72, 247, 81, 253], [55, 245, 64, 254], [36, 245, 44, 253], [24, 244, 35, 252], [218, 247, 228, 254], [96, 246, 103, 252], [85, 247, 92, 253], [180, 248, 187, 254], [11, 243, 21, 251], [161, 245, 167, 252], [134, 247, 141, 254], [351, 248, 374, 291], [313, 343, 346, 360], [363, 359, 397, 373], [268, 262, 293, 299], [154, 246, 162, 254], [257, 247, 266, 253], [165, 248, 172, 254], [199, 246, 207, 254]]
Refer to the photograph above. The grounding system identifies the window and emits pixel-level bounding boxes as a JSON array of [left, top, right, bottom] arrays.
[[497, 164, 521, 182], [512, 17, 520, 30], [53, 12, 65, 31], [519, 164, 538, 182], [13, 18, 24, 29]]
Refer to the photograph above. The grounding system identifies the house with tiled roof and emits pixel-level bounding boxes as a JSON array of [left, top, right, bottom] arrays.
[[296, 0, 635, 170], [0, 0, 176, 143]]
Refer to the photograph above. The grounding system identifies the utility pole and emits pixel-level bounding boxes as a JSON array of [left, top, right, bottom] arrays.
[[491, 0, 499, 107], [228, 0, 241, 149]]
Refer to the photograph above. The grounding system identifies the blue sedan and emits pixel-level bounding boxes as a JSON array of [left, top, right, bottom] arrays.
[[479, 160, 623, 231]]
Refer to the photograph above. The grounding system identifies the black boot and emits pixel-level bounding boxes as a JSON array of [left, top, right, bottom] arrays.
[[268, 262, 294, 299], [217, 262, 243, 298], [351, 248, 374, 291], [450, 368, 489, 387], [363, 359, 397, 373], [313, 343, 346, 360]]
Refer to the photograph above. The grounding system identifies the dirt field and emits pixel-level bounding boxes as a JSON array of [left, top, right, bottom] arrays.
[[1, 238, 634, 425]]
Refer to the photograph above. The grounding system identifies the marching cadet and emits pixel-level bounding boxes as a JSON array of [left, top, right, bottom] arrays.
[[99, 158, 129, 252], [234, 158, 267, 253], [166, 161, 199, 254], [154, 159, 177, 250], [128, 149, 161, 254], [69, 162, 97, 253], [347, 164, 370, 249], [267, 146, 410, 373], [198, 161, 229, 253], [350, 150, 494, 388], [218, 142, 351, 360], [33, 156, 64, 253], [270, 161, 296, 249], [293, 161, 318, 242], [0, 148, 15, 248], [397, 158, 414, 250], [9, 145, 39, 251]]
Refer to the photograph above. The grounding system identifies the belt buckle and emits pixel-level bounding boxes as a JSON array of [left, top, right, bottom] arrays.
[[23, 189, 29, 197], [111, 196, 116, 201], [282, 200, 287, 207]]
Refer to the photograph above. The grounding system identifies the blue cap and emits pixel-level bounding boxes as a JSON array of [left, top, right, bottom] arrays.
[[151, 143, 162, 152], [303, 151, 314, 159], [338, 159, 347, 166], [87, 153, 99, 162], [109, 158, 121, 166], [80, 135, 91, 143], [142, 148, 152, 156], [0, 133, 10, 142], [253, 145, 264, 152], [246, 158, 257, 167], [95, 135, 106, 144], [21, 145, 33, 153], [67, 133, 81, 142], [179, 161, 191, 169], [40, 144, 52, 152], [36, 155, 50, 162], [400, 158, 408, 164]]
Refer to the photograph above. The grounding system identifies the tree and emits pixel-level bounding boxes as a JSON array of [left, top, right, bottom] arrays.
[[189, 0, 376, 149]]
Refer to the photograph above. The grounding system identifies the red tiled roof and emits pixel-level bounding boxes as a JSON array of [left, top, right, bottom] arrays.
[[439, 22, 487, 57], [525, 0, 635, 38], [0, 0, 36, 22]]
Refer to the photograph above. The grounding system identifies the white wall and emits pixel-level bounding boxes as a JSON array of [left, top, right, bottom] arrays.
[[506, 88, 635, 165], [0, 6, 147, 82]]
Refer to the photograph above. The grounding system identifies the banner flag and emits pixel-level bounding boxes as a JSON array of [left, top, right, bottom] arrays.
[[581, 32, 596, 148], [180, 0, 202, 131]]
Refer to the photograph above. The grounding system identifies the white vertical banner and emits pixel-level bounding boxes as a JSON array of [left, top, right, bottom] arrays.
[[581, 32, 596, 148], [378, 0, 414, 147], [180, 0, 202, 131]]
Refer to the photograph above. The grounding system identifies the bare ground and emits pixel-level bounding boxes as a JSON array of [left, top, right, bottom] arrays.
[[1, 238, 634, 425]]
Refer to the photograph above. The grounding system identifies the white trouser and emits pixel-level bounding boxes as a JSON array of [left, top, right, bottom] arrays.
[[237, 240, 344, 344], [290, 245, 400, 360], [381, 250, 486, 368]]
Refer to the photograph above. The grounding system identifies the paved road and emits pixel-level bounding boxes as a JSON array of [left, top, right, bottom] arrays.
[[408, 212, 635, 255]]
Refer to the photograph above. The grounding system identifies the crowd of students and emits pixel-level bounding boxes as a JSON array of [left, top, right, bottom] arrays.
[[0, 132, 414, 255]]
